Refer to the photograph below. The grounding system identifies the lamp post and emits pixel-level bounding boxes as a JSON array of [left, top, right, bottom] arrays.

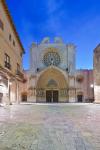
[[66, 65, 70, 103], [90, 84, 94, 102]]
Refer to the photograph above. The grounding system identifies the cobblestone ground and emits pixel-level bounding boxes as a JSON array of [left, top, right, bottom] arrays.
[[0, 103, 100, 150]]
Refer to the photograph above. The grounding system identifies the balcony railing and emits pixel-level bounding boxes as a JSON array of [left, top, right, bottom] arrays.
[[16, 70, 24, 79]]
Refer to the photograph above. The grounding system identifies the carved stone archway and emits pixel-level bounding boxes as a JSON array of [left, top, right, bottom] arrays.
[[36, 67, 68, 102]]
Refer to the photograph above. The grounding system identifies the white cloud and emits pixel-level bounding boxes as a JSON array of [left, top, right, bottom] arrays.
[[46, 0, 63, 14], [41, 0, 67, 35]]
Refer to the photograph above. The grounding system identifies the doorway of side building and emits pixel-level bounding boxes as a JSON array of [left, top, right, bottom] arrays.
[[21, 92, 27, 102], [77, 94, 83, 102], [46, 90, 59, 103]]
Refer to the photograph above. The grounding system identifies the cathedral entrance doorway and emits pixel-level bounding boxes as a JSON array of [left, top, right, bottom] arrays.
[[46, 90, 58, 103], [77, 92, 83, 102], [36, 67, 68, 103], [77, 95, 83, 102]]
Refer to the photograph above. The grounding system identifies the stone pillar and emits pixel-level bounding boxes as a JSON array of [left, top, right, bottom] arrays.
[[8, 78, 10, 104], [2, 77, 10, 105], [93, 44, 100, 103], [7, 78, 13, 105], [69, 89, 76, 102], [94, 85, 100, 103], [16, 81, 20, 104]]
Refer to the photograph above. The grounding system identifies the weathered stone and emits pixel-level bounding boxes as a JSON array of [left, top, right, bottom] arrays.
[[0, 103, 100, 149]]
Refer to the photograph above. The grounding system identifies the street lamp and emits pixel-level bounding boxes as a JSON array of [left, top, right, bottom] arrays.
[[90, 84, 94, 88], [90, 84, 94, 102]]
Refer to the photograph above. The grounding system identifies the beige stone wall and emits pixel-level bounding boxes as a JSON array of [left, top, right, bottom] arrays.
[[94, 45, 100, 103], [0, 1, 24, 104], [69, 89, 76, 102], [94, 85, 100, 103], [76, 69, 94, 102], [0, 1, 23, 74]]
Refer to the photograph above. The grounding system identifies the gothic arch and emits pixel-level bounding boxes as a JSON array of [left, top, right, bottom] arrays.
[[36, 67, 68, 102], [36, 66, 68, 89]]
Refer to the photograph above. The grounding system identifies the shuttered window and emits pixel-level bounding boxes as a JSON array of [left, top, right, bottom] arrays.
[[0, 19, 4, 30]]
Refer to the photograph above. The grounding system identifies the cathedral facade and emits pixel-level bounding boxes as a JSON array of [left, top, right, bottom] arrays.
[[28, 37, 76, 103], [20, 38, 94, 103]]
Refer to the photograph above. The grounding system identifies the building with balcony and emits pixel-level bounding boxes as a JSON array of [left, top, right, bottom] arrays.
[[0, 0, 25, 104]]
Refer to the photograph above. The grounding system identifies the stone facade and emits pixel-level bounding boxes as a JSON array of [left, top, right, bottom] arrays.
[[26, 37, 76, 103], [76, 69, 94, 102], [0, 1, 24, 104], [94, 44, 100, 103], [21, 38, 94, 103]]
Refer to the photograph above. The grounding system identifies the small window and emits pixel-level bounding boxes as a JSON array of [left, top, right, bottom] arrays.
[[17, 63, 20, 72], [0, 19, 4, 30], [20, 52, 22, 57], [5, 53, 11, 70], [9, 34, 12, 41], [13, 40, 15, 46]]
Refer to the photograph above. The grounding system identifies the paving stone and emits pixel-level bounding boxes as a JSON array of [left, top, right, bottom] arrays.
[[0, 103, 100, 149]]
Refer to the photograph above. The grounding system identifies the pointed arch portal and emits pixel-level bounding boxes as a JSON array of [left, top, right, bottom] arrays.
[[36, 67, 68, 102]]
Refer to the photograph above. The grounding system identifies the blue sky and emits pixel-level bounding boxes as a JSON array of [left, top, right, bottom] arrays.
[[6, 0, 100, 69]]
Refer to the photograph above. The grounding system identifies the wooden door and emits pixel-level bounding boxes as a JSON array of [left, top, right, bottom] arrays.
[[53, 91, 58, 103], [77, 95, 83, 102], [46, 91, 52, 103], [22, 94, 27, 102]]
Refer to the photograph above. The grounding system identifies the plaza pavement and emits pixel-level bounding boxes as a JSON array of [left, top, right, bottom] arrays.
[[0, 103, 100, 150]]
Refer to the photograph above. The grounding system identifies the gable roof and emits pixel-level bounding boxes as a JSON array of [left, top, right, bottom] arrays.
[[1, 0, 25, 53]]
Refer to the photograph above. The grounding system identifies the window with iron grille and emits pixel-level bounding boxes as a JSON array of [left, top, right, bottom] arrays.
[[9, 34, 12, 41], [13, 40, 15, 46], [17, 63, 20, 73], [5, 53, 11, 70], [0, 19, 4, 30]]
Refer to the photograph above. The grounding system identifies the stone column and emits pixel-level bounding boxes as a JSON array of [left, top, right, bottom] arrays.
[[94, 85, 100, 103], [16, 80, 20, 104], [3, 77, 10, 105], [69, 89, 76, 102]]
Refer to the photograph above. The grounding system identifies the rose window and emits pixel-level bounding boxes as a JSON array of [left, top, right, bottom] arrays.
[[43, 52, 60, 66]]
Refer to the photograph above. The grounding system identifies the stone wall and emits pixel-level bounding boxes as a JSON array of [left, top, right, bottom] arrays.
[[94, 44, 100, 103], [76, 69, 94, 102]]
